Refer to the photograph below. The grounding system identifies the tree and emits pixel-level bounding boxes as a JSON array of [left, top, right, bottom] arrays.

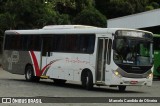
[[95, 0, 134, 18], [3, 0, 46, 29], [95, 0, 108, 17], [150, 2, 159, 9], [145, 5, 154, 11], [128, 0, 149, 13], [107, 0, 134, 18], [52, 0, 76, 15], [75, 0, 94, 12], [73, 8, 107, 27], [52, 0, 95, 16], [1, 0, 71, 29]]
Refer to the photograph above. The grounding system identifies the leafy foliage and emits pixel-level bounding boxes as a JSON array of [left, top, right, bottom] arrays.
[[73, 8, 107, 27], [95, 0, 160, 19], [0, 0, 160, 32]]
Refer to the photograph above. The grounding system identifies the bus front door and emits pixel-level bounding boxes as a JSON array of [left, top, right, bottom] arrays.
[[96, 38, 109, 83]]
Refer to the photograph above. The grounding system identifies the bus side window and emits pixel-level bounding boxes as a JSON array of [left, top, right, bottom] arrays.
[[28, 35, 41, 51], [17, 36, 22, 50], [6, 35, 22, 50], [87, 35, 95, 53], [22, 36, 28, 50], [78, 35, 95, 53], [4, 35, 12, 50], [12, 36, 17, 50], [52, 35, 65, 52], [51, 34, 95, 53], [5, 35, 29, 51], [66, 35, 77, 52]]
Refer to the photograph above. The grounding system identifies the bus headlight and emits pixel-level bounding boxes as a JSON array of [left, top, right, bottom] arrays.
[[113, 70, 122, 78], [147, 73, 153, 79]]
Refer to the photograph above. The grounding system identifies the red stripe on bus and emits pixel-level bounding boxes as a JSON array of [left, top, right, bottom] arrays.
[[41, 59, 61, 75], [41, 64, 50, 74], [30, 51, 41, 76]]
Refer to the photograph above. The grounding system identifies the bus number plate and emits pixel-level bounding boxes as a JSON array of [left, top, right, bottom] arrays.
[[130, 81, 138, 84]]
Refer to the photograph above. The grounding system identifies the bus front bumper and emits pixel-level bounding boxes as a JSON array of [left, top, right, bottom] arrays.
[[108, 73, 153, 86]]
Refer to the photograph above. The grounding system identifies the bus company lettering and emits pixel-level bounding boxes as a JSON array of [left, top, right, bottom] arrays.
[[65, 57, 90, 64], [7, 51, 19, 70]]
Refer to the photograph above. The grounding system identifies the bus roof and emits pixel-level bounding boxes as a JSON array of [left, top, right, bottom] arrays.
[[5, 25, 153, 35], [42, 25, 98, 29]]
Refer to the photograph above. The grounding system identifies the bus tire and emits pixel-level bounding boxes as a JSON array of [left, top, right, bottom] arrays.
[[25, 65, 40, 82], [118, 85, 126, 92], [81, 70, 93, 90]]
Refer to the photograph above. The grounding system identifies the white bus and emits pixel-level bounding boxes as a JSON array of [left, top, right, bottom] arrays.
[[2, 25, 153, 91]]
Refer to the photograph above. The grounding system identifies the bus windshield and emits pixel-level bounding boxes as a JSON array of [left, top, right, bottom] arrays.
[[113, 37, 153, 66]]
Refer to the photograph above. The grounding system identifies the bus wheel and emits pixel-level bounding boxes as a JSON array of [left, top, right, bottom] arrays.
[[25, 65, 40, 82], [53, 79, 66, 84], [81, 70, 93, 90], [118, 85, 126, 92]]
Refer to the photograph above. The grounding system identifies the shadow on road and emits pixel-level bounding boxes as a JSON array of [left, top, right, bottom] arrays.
[[0, 78, 146, 94]]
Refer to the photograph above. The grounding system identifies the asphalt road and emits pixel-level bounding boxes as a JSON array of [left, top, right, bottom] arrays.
[[0, 68, 160, 106]]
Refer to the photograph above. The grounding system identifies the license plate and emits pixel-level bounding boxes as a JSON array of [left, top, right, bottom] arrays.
[[130, 81, 138, 84]]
